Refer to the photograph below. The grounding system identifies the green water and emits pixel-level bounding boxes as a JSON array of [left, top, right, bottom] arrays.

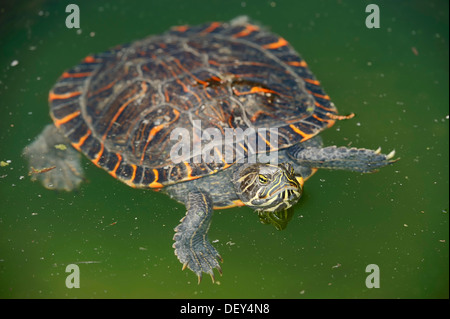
[[0, 0, 448, 299]]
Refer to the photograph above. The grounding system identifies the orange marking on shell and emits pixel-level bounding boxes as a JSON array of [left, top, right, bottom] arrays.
[[62, 72, 92, 78], [164, 89, 170, 102], [287, 60, 308, 67], [71, 129, 91, 150], [160, 59, 190, 94], [312, 114, 330, 122], [49, 91, 81, 101], [250, 87, 278, 94], [238, 143, 247, 152], [172, 25, 188, 32], [182, 162, 203, 182], [149, 169, 164, 188], [129, 164, 137, 183], [52, 110, 81, 127], [139, 124, 165, 164], [184, 162, 193, 178], [102, 82, 148, 141], [257, 131, 274, 150], [140, 109, 180, 164], [312, 114, 336, 128], [310, 91, 330, 100], [89, 79, 117, 97], [200, 22, 221, 35], [208, 60, 220, 66], [315, 101, 336, 112], [213, 147, 228, 164], [233, 86, 280, 96], [83, 56, 100, 63], [92, 143, 104, 166], [289, 124, 314, 141], [232, 24, 259, 38], [110, 153, 122, 179], [210, 76, 222, 82], [303, 78, 321, 86], [262, 37, 288, 49]]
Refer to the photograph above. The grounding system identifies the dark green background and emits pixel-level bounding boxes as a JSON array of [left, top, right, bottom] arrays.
[[0, 0, 448, 298]]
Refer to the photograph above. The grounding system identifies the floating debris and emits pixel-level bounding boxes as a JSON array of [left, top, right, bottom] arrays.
[[28, 166, 56, 176], [0, 161, 10, 167], [54, 144, 67, 150]]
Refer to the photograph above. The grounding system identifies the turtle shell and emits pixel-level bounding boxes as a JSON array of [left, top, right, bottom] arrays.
[[49, 17, 338, 189]]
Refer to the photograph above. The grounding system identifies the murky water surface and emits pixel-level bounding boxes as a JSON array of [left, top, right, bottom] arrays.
[[0, 0, 448, 298]]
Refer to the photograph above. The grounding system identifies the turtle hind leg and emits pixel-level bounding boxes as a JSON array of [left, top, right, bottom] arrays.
[[288, 142, 398, 173], [173, 189, 223, 284], [23, 124, 84, 191]]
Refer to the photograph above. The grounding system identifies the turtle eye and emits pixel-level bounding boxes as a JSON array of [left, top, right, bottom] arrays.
[[258, 174, 268, 184]]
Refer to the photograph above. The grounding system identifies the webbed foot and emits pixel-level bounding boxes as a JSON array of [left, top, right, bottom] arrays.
[[23, 124, 84, 191], [173, 190, 223, 283]]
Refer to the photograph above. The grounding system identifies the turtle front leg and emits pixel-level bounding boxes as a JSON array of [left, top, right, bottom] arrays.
[[23, 124, 84, 191], [288, 141, 397, 173], [173, 189, 223, 284]]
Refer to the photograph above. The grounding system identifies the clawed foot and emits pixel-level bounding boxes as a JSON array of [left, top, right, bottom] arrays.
[[288, 142, 398, 173], [173, 190, 223, 284], [338, 146, 398, 172], [173, 227, 223, 284]]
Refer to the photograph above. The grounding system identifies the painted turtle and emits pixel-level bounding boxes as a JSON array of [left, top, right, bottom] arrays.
[[24, 17, 396, 283]]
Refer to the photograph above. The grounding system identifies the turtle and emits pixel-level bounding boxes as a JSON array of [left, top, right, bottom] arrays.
[[23, 16, 397, 283]]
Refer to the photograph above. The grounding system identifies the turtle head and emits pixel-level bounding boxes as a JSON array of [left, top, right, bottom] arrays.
[[233, 163, 303, 213]]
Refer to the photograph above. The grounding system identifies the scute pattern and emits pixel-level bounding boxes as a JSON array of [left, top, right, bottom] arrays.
[[49, 18, 338, 189]]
